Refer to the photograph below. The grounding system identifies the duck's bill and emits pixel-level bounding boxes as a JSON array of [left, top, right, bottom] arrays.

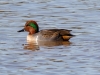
[[17, 29, 25, 32]]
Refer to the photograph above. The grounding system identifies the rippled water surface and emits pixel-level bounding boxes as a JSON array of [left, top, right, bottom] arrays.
[[0, 0, 100, 75]]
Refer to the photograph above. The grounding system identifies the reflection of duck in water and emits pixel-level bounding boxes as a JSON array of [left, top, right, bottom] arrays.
[[23, 43, 39, 51], [23, 41, 71, 50], [18, 20, 74, 44]]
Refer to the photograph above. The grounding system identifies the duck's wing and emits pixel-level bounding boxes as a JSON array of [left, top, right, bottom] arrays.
[[39, 29, 73, 41], [58, 29, 73, 36], [39, 29, 61, 41], [41, 29, 73, 35]]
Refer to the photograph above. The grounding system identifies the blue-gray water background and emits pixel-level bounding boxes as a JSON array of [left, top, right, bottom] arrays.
[[0, 0, 100, 75]]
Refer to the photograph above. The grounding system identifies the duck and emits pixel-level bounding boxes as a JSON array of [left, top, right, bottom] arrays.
[[18, 20, 74, 43]]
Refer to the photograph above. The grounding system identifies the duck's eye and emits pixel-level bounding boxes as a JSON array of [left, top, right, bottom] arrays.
[[26, 24, 30, 26]]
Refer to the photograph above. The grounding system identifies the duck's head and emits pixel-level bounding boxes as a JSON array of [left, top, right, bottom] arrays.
[[18, 20, 39, 35]]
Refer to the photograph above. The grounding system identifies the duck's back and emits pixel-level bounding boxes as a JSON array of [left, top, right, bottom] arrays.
[[37, 29, 73, 41]]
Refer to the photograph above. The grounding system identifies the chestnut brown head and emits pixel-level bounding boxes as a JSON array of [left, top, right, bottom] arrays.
[[18, 20, 39, 34]]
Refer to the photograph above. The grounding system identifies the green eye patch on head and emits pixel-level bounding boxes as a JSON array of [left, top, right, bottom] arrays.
[[29, 23, 38, 31]]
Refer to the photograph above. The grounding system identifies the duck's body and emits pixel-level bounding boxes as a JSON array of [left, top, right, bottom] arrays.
[[18, 20, 74, 43], [27, 29, 73, 42]]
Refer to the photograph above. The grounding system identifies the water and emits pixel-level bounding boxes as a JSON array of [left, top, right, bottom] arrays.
[[0, 0, 100, 75]]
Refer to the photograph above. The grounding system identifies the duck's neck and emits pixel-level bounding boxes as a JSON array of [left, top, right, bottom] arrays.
[[28, 27, 36, 35], [29, 32, 34, 35]]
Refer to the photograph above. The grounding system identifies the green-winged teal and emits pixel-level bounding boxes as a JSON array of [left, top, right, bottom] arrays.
[[18, 20, 74, 42]]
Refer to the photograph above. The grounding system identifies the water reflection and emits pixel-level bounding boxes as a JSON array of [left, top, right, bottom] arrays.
[[23, 41, 71, 50], [23, 43, 39, 51]]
